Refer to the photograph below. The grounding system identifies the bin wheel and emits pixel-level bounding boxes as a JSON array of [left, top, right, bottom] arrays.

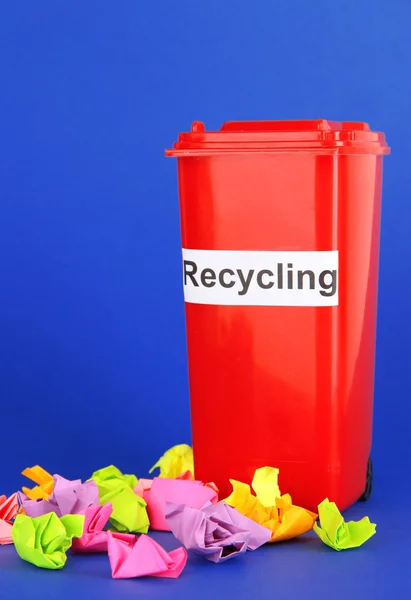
[[359, 457, 373, 502]]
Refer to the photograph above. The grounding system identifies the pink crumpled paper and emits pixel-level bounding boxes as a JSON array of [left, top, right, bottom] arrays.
[[0, 493, 19, 545], [134, 475, 218, 531], [107, 531, 187, 579], [71, 502, 135, 553], [166, 501, 272, 563], [18, 475, 100, 518]]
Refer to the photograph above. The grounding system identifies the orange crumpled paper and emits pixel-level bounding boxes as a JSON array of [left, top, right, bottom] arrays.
[[22, 466, 54, 500], [224, 467, 317, 542]]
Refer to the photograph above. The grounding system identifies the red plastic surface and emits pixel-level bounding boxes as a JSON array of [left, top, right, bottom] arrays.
[[167, 119, 389, 156], [168, 120, 389, 511]]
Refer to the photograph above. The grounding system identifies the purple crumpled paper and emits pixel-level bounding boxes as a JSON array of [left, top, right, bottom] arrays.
[[165, 501, 271, 563], [18, 475, 100, 518]]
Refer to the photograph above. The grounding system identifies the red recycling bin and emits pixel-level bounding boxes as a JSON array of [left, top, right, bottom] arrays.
[[166, 120, 390, 512]]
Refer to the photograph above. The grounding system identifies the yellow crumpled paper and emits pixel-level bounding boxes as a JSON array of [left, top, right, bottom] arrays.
[[22, 466, 54, 500], [224, 467, 317, 542], [149, 444, 194, 479]]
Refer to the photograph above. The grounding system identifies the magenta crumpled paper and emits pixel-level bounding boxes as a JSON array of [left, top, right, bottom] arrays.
[[107, 531, 187, 579], [18, 475, 100, 518], [134, 476, 218, 531], [166, 501, 271, 563]]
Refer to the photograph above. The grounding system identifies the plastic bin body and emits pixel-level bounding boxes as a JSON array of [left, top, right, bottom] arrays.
[[167, 120, 389, 511]]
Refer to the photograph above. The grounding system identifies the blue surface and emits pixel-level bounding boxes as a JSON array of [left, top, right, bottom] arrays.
[[1, 496, 410, 599], [0, 0, 410, 597]]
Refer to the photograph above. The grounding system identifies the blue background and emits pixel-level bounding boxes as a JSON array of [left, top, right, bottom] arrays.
[[0, 0, 410, 597]]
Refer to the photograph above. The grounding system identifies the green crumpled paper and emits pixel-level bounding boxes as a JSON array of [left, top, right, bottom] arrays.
[[90, 465, 149, 534], [313, 498, 376, 551], [149, 444, 194, 478], [12, 512, 84, 569]]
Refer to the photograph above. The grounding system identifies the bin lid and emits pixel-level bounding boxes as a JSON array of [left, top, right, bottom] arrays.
[[166, 119, 390, 156]]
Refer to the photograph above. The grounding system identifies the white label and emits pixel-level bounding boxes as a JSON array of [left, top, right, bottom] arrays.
[[182, 249, 338, 307]]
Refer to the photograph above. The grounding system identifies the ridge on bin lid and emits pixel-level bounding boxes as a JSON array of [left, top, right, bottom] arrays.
[[166, 119, 390, 156]]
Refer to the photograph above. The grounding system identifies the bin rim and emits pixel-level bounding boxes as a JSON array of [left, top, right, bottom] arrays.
[[166, 119, 390, 157]]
